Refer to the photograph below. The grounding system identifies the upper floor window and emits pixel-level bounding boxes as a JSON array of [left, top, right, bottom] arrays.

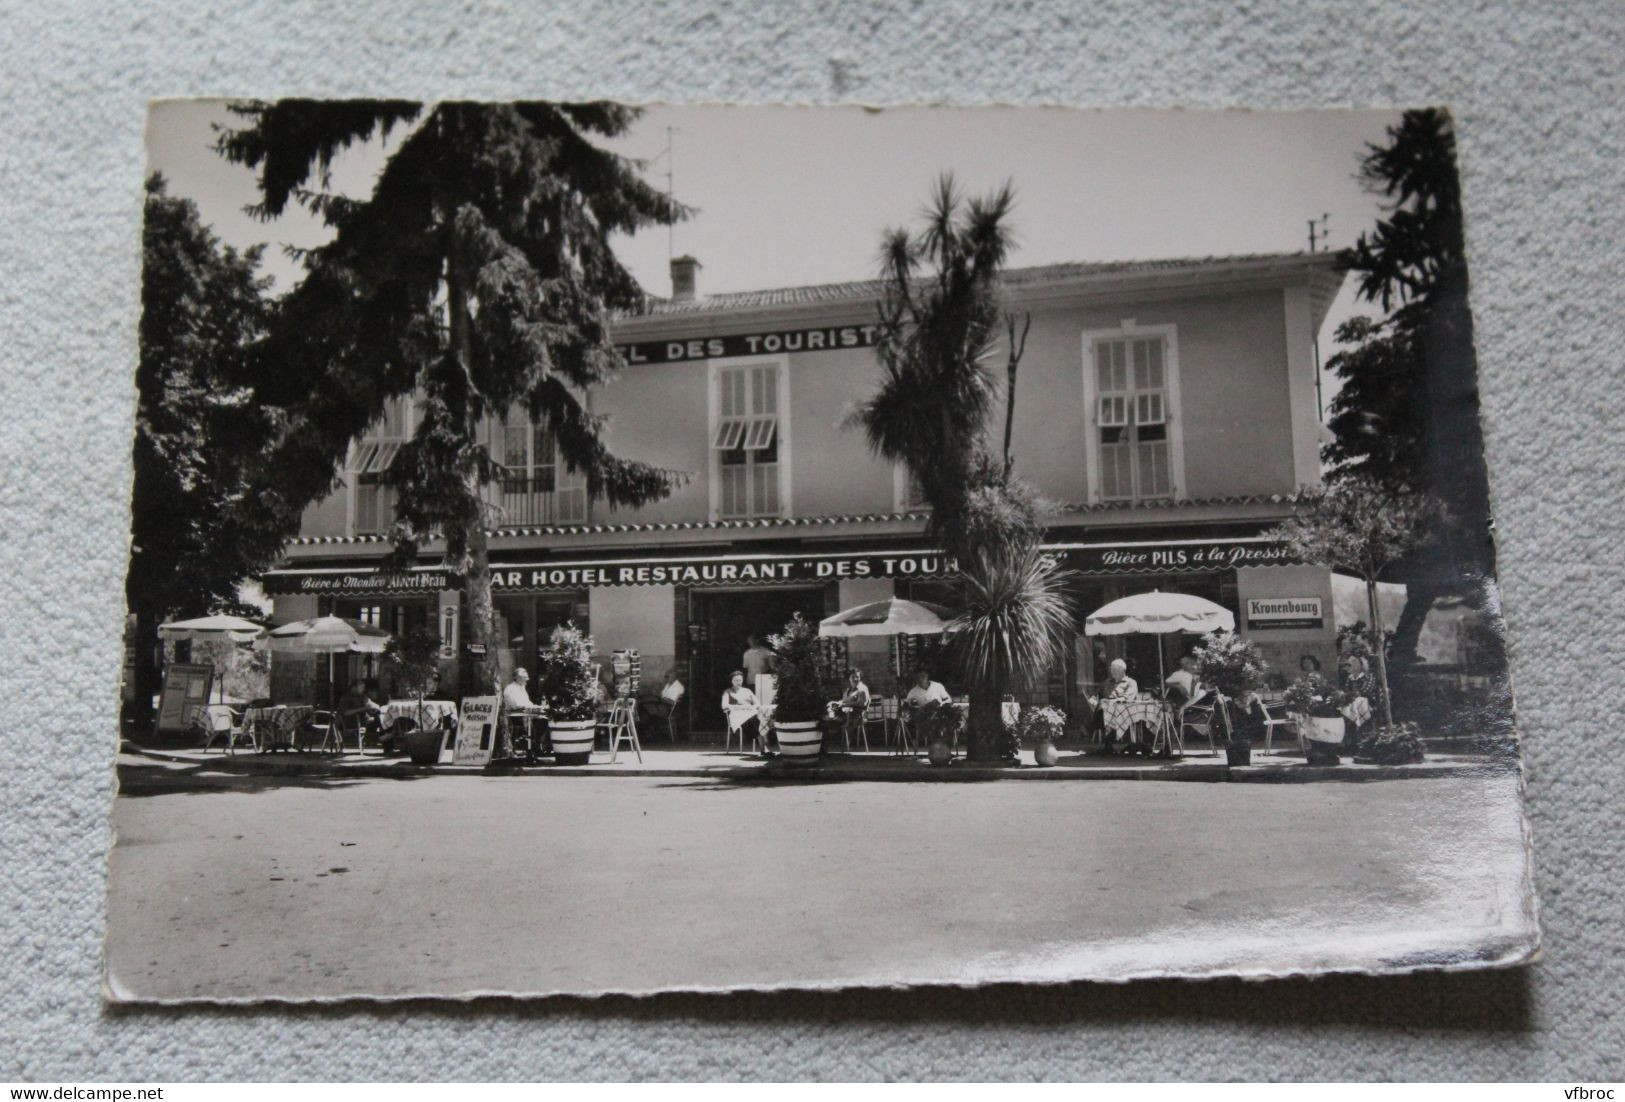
[[712, 360, 786, 519], [350, 396, 412, 535], [491, 410, 588, 526], [1083, 325, 1185, 503]]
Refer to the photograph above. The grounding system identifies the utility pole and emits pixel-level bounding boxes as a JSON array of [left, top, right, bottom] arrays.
[[1308, 213, 1331, 421]]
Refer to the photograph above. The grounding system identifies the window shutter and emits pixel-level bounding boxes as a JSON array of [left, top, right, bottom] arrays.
[[1098, 395, 1128, 427]]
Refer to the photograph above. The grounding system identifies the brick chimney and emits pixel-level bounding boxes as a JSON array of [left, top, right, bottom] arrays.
[[670, 255, 701, 302]]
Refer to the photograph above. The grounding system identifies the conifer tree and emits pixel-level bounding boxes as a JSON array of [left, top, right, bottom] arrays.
[[217, 100, 685, 691]]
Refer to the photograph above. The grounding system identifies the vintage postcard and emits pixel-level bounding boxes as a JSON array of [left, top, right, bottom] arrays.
[[109, 101, 1536, 1000]]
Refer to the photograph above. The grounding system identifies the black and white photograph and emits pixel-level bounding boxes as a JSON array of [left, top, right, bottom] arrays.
[[108, 100, 1537, 1001]]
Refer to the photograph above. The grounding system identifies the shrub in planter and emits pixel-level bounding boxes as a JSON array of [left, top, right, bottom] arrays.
[[538, 623, 598, 764], [917, 702, 966, 766], [382, 624, 445, 764], [768, 612, 825, 761], [1356, 721, 1426, 765], [1192, 631, 1268, 701], [1016, 705, 1067, 767], [1283, 671, 1352, 752]]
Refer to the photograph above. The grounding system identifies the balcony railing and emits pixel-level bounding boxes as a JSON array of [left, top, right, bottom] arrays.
[[486, 475, 589, 528]]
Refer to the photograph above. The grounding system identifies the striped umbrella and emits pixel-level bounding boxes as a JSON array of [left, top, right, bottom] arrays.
[[818, 598, 955, 638], [267, 616, 391, 654]]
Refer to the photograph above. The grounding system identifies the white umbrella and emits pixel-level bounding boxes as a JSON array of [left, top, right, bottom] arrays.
[[268, 615, 391, 654], [818, 598, 956, 638], [158, 614, 266, 644], [268, 616, 392, 709], [1084, 590, 1235, 687], [158, 615, 267, 701]]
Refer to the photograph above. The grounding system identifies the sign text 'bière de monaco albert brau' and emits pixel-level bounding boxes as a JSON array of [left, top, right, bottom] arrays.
[[618, 324, 881, 365]]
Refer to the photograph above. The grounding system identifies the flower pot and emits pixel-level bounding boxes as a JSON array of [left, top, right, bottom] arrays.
[[773, 719, 822, 762], [405, 725, 443, 766], [549, 718, 596, 765], [1307, 716, 1345, 745], [1224, 742, 1252, 767], [1034, 738, 1059, 768], [927, 739, 952, 767]]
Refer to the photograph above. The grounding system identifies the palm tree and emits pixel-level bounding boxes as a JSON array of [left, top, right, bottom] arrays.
[[949, 548, 1074, 758], [216, 100, 687, 691], [852, 176, 1068, 761]]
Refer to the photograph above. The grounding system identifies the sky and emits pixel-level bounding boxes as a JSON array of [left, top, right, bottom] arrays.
[[146, 101, 1404, 389]]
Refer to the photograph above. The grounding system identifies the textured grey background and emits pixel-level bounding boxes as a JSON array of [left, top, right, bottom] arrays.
[[1, 0, 1620, 1081]]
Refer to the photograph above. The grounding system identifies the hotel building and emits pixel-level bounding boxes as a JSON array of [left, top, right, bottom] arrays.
[[263, 251, 1346, 727]]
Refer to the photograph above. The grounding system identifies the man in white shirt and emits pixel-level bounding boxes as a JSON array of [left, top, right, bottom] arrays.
[[742, 635, 773, 681], [1163, 654, 1204, 706], [503, 668, 537, 712], [904, 669, 952, 711]]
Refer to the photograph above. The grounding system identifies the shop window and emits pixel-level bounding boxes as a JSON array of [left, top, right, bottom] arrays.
[[712, 361, 784, 519], [491, 411, 588, 525], [1085, 329, 1182, 503]]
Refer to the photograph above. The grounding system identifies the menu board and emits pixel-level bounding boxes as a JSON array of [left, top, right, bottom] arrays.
[[156, 663, 214, 733], [452, 695, 500, 767]]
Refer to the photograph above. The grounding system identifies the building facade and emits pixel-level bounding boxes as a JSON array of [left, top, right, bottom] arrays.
[[263, 251, 1346, 727]]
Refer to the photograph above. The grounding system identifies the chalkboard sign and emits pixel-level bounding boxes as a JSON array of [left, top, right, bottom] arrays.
[[156, 663, 214, 734]]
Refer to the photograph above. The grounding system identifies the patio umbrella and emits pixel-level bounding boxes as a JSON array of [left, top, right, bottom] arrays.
[[818, 598, 956, 638], [158, 614, 266, 701], [267, 615, 391, 654], [1083, 590, 1235, 687], [268, 616, 392, 708]]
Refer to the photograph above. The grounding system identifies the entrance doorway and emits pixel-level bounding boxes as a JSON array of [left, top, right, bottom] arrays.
[[688, 586, 826, 732]]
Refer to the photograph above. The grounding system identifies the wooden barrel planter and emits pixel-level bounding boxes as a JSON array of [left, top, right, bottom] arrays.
[[549, 718, 596, 765], [1305, 716, 1345, 745], [773, 720, 823, 762]]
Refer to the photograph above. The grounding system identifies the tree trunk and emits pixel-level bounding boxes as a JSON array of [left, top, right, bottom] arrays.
[[444, 253, 497, 697], [128, 606, 162, 731], [463, 495, 497, 695], [965, 667, 1007, 763], [1366, 577, 1396, 729], [1387, 574, 1442, 669]]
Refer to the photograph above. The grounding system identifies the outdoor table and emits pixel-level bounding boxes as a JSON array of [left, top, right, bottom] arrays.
[[1099, 697, 1179, 754], [244, 704, 313, 752], [381, 698, 458, 732]]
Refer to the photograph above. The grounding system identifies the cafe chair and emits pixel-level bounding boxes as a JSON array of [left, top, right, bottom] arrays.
[[1257, 696, 1296, 754], [861, 697, 888, 751], [199, 703, 255, 756], [663, 683, 685, 742], [724, 708, 752, 754], [606, 698, 642, 764], [877, 696, 900, 748], [1178, 700, 1220, 757], [504, 712, 536, 761], [335, 708, 370, 755]]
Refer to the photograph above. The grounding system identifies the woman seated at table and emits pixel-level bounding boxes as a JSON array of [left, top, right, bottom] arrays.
[[721, 669, 762, 753], [1163, 654, 1206, 708], [1088, 659, 1142, 753], [835, 668, 871, 743]]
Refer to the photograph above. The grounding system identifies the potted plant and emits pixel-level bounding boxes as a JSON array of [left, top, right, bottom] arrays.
[[1016, 705, 1067, 767], [1284, 671, 1351, 764], [767, 612, 825, 762], [1192, 631, 1268, 766], [916, 701, 965, 766], [538, 623, 598, 765], [382, 624, 446, 765]]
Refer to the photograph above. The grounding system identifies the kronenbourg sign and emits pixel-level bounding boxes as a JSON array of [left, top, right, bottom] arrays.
[[452, 696, 501, 767], [1244, 596, 1324, 630]]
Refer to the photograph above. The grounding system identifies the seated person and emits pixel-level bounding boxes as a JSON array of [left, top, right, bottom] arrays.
[[1088, 659, 1142, 752], [503, 667, 539, 712], [836, 668, 872, 743], [639, 669, 686, 731], [721, 669, 762, 753], [1163, 654, 1206, 708], [336, 677, 384, 748], [903, 668, 952, 719]]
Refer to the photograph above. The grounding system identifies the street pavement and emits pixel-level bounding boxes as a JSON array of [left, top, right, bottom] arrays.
[[105, 766, 1537, 1000]]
